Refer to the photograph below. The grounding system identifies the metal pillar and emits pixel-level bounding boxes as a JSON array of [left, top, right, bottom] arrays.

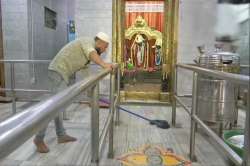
[[115, 67, 120, 125], [243, 89, 250, 166], [108, 71, 115, 158], [172, 66, 177, 126], [190, 72, 198, 161], [10, 63, 16, 114], [91, 83, 99, 163]]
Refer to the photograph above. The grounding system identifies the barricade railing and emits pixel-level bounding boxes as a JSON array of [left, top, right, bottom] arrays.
[[172, 63, 249, 166], [0, 62, 120, 165]]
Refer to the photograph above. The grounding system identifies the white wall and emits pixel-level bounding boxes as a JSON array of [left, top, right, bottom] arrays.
[[75, 0, 112, 63], [2, 0, 72, 97], [28, 0, 69, 90], [1, 0, 30, 93], [235, 4, 249, 66], [75, 0, 113, 95], [177, 0, 217, 95]]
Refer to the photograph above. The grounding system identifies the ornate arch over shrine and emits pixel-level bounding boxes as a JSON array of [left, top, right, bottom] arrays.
[[125, 16, 162, 41], [124, 16, 162, 70]]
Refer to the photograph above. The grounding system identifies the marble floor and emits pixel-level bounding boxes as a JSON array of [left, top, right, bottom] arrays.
[[0, 101, 246, 166]]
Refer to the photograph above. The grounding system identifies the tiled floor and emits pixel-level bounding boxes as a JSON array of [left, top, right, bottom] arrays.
[[0, 101, 245, 166]]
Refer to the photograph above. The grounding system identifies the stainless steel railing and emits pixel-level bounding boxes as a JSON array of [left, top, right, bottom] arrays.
[[0, 60, 51, 114], [172, 63, 249, 166], [0, 63, 120, 165], [0, 60, 113, 114]]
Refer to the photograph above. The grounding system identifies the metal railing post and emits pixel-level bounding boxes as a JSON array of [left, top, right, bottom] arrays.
[[115, 67, 120, 125], [243, 89, 250, 166], [63, 73, 76, 120], [10, 63, 16, 114], [172, 66, 177, 126], [190, 72, 198, 161], [108, 70, 115, 158], [91, 83, 100, 163]]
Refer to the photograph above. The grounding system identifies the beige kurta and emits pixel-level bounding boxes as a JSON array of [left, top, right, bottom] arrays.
[[49, 37, 96, 84]]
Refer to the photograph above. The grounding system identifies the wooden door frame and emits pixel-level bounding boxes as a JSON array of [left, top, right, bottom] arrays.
[[0, 0, 5, 96]]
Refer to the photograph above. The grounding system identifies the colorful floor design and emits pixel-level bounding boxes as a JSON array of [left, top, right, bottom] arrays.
[[117, 145, 191, 166]]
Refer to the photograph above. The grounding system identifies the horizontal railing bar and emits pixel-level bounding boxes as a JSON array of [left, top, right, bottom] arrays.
[[120, 101, 170, 106], [0, 59, 114, 66], [0, 88, 50, 93], [240, 65, 250, 68], [177, 63, 249, 86], [192, 114, 243, 165], [176, 94, 192, 97], [0, 60, 51, 64], [174, 96, 191, 115]]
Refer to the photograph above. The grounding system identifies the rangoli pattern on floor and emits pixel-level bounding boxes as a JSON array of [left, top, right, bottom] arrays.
[[117, 145, 191, 166]]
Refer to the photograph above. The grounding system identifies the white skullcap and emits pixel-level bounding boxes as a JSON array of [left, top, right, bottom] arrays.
[[96, 32, 110, 43]]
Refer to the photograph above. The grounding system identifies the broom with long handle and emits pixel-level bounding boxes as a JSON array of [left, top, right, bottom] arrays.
[[100, 98, 170, 129]]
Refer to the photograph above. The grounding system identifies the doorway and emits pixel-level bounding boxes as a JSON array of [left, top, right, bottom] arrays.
[[112, 0, 179, 103]]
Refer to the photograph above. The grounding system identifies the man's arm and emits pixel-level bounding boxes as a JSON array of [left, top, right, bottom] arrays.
[[89, 51, 113, 70]]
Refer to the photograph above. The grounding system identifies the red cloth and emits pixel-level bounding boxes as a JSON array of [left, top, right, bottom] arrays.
[[125, 1, 164, 32], [125, 1, 164, 70]]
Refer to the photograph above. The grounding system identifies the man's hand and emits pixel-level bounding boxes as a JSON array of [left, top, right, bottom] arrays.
[[89, 51, 114, 71], [102, 63, 113, 71]]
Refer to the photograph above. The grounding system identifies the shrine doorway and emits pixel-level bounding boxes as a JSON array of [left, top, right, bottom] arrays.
[[112, 0, 179, 103]]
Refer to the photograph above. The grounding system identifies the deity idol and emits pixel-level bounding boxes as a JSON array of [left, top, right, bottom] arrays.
[[130, 34, 149, 69]]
